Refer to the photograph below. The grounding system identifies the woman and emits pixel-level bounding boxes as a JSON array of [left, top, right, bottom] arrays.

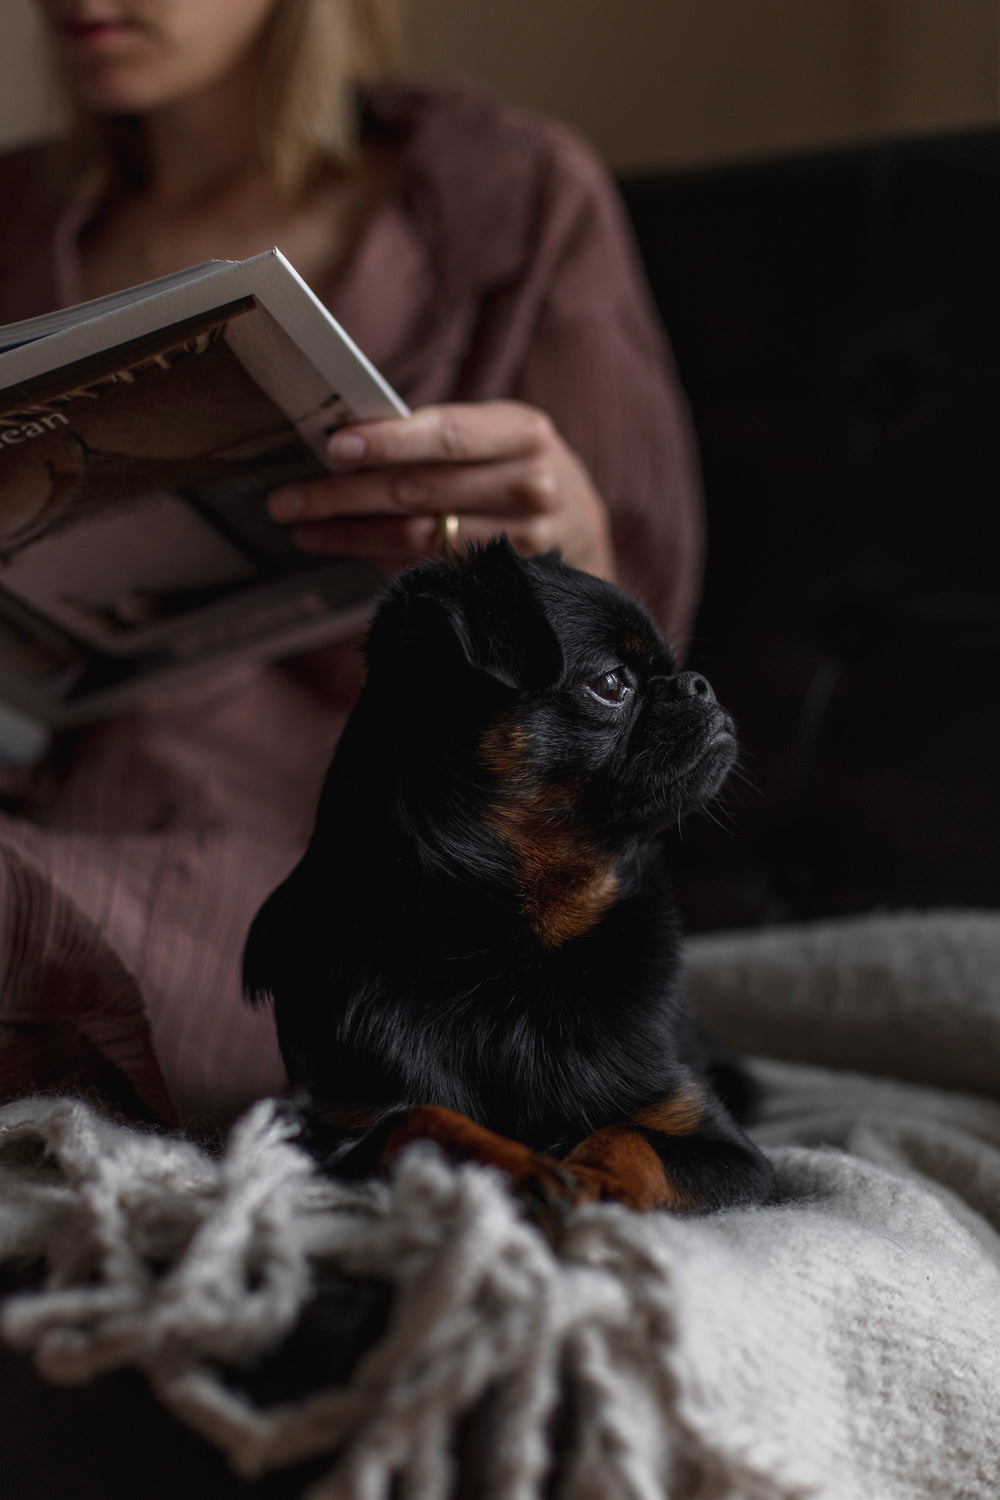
[[0, 0, 702, 1129]]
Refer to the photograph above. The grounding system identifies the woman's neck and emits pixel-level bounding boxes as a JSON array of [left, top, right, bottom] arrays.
[[72, 59, 392, 303], [134, 58, 265, 206]]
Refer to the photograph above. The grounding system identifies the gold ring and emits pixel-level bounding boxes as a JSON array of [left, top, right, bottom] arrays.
[[437, 512, 460, 556]]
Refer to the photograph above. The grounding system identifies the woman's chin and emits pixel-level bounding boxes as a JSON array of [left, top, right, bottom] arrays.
[[49, 24, 182, 115], [66, 63, 186, 118]]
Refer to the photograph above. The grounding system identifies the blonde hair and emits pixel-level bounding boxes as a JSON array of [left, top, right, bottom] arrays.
[[259, 0, 400, 193], [53, 0, 400, 200]]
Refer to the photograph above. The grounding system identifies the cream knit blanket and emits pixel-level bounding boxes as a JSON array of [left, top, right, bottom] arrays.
[[2, 909, 1000, 1499]]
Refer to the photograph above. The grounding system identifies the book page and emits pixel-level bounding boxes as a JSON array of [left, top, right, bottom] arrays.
[[0, 302, 367, 661]]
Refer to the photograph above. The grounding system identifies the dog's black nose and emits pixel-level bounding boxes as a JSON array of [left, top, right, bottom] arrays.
[[668, 671, 716, 703]]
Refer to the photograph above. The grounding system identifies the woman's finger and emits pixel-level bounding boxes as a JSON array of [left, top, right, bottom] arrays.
[[269, 454, 559, 526], [325, 401, 556, 471], [265, 398, 615, 580]]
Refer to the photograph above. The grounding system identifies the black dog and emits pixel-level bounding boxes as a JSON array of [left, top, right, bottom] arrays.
[[243, 539, 774, 1218]]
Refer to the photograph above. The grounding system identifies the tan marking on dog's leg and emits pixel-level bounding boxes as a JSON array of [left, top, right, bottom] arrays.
[[565, 1125, 695, 1212], [630, 1081, 706, 1137], [380, 1104, 537, 1175], [313, 1101, 383, 1131]]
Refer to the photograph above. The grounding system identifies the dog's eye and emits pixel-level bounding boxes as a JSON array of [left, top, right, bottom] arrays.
[[584, 669, 632, 706]]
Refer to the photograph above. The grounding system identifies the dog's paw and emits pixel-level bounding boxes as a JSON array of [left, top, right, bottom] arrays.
[[503, 1154, 611, 1239], [335, 1106, 613, 1240]]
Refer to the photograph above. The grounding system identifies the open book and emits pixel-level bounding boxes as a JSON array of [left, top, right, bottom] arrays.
[[0, 249, 408, 762]]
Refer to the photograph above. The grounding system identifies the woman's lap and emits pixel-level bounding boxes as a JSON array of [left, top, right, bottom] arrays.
[[0, 663, 348, 1129]]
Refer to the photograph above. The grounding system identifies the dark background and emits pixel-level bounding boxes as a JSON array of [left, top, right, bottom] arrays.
[[622, 127, 1000, 930]]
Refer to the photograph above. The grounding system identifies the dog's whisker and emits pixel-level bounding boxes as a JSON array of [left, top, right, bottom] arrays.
[[697, 803, 732, 834], [727, 764, 763, 797]]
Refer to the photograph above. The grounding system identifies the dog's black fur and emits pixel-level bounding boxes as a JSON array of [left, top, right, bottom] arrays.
[[244, 540, 774, 1216]]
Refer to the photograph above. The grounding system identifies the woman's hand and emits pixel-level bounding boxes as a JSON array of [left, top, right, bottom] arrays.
[[267, 400, 616, 580]]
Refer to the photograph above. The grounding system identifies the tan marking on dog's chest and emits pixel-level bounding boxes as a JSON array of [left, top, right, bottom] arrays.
[[478, 720, 619, 946]]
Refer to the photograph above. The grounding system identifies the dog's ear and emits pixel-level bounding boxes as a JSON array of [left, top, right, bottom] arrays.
[[368, 538, 564, 691], [438, 539, 565, 690]]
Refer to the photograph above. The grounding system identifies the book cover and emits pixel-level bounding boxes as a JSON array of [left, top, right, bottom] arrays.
[[0, 250, 408, 750]]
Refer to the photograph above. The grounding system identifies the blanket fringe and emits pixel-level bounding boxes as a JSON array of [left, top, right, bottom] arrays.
[[0, 1094, 802, 1500]]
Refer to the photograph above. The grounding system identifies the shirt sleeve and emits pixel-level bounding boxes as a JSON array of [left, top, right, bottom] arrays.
[[508, 129, 704, 653]]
